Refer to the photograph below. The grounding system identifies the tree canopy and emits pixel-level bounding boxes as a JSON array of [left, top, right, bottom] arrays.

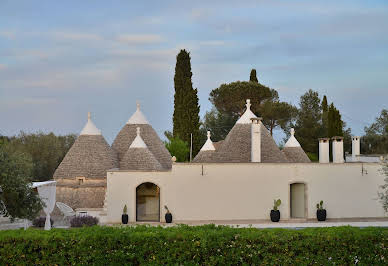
[[0, 145, 42, 221], [6, 132, 76, 181], [164, 136, 190, 162], [172, 49, 201, 157], [201, 108, 238, 142], [249, 69, 258, 83], [362, 109, 388, 154]]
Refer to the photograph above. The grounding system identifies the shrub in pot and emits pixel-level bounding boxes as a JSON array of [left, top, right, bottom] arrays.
[[164, 205, 172, 223], [270, 199, 281, 222], [316, 200, 327, 221], [122, 205, 128, 224], [32, 216, 54, 228], [70, 215, 99, 227]]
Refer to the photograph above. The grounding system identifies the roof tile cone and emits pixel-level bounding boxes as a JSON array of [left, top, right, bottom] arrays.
[[112, 102, 172, 169], [282, 128, 311, 163], [53, 112, 119, 179], [208, 99, 288, 163], [120, 127, 163, 171], [193, 131, 215, 163]]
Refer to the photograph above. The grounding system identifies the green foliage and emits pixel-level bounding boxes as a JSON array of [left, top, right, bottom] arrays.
[[321, 95, 328, 137], [316, 200, 324, 210], [209, 81, 272, 116], [378, 159, 388, 211], [0, 146, 42, 221], [164, 205, 170, 213], [327, 103, 343, 137], [294, 89, 322, 153], [363, 109, 388, 154], [249, 69, 258, 83], [260, 90, 298, 136], [5, 132, 76, 181], [123, 205, 127, 214], [273, 199, 281, 211], [173, 49, 201, 157], [201, 108, 238, 142], [306, 152, 319, 162], [0, 226, 387, 264], [164, 136, 190, 162]]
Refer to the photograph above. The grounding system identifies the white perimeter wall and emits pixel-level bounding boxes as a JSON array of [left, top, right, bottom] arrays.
[[106, 163, 386, 223]]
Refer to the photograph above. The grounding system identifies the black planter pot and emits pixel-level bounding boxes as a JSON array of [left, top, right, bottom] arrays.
[[270, 210, 280, 222], [122, 214, 128, 224], [316, 209, 327, 221], [165, 213, 172, 223]]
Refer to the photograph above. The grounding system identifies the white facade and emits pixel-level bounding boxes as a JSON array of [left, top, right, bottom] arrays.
[[332, 137, 344, 163], [106, 162, 385, 223]]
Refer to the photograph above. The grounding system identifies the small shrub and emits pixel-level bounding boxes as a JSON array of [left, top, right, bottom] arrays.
[[32, 216, 54, 228], [70, 215, 98, 227]]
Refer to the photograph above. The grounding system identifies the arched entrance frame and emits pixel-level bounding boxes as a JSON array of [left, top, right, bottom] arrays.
[[133, 181, 162, 222], [288, 181, 308, 219]]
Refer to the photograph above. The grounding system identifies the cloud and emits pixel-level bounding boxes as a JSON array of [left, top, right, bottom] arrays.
[[0, 31, 15, 40], [116, 34, 164, 45], [0, 64, 6, 70], [199, 40, 225, 46], [53, 32, 102, 41]]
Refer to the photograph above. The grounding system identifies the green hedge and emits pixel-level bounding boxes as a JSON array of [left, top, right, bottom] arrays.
[[0, 225, 387, 265]]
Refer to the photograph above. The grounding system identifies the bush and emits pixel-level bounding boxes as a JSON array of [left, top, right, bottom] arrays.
[[0, 225, 387, 264], [32, 216, 54, 228], [70, 215, 98, 227]]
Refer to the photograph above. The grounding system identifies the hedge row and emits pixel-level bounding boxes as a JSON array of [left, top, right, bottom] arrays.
[[0, 225, 387, 265]]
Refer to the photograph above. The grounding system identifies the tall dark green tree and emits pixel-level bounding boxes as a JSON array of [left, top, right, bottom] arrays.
[[294, 89, 322, 153], [172, 49, 201, 157], [321, 95, 328, 137], [327, 103, 343, 137], [250, 69, 258, 83]]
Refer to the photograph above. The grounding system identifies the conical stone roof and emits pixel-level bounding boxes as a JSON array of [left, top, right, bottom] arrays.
[[53, 113, 119, 179], [112, 103, 172, 169], [193, 131, 215, 163], [282, 128, 310, 163], [210, 100, 288, 163], [120, 127, 163, 171]]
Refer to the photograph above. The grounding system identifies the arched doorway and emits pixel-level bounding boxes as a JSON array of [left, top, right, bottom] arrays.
[[290, 183, 306, 218], [136, 182, 160, 222]]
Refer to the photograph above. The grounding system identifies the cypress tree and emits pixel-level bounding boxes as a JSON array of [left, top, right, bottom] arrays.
[[249, 69, 258, 83], [172, 49, 201, 158], [321, 95, 328, 137]]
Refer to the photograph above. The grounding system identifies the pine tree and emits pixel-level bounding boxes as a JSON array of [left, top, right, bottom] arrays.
[[249, 69, 258, 83], [172, 49, 201, 158]]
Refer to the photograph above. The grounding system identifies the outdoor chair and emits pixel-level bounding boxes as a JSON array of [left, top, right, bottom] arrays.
[[56, 202, 76, 224]]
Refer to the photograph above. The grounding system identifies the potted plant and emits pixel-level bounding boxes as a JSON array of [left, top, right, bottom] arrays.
[[270, 199, 281, 222], [122, 204, 128, 224], [164, 205, 172, 223], [316, 200, 327, 221]]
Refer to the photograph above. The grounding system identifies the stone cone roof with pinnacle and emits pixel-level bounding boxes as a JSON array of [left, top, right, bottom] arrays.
[[207, 99, 289, 163], [120, 127, 164, 171], [193, 131, 216, 163], [112, 103, 172, 169], [53, 112, 119, 179], [282, 128, 311, 163]]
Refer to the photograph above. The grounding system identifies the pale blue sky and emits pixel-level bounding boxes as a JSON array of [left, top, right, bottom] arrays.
[[1, 0, 387, 144]]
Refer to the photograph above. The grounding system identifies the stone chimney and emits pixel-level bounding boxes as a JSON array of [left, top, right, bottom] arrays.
[[332, 136, 344, 163], [352, 136, 360, 161], [251, 118, 262, 162], [319, 138, 330, 163]]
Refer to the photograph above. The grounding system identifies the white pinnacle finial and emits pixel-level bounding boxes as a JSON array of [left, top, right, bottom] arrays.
[[80, 111, 101, 135], [129, 126, 147, 148], [127, 102, 149, 124], [207, 131, 211, 139], [246, 99, 251, 110], [285, 128, 301, 147], [200, 130, 215, 151], [236, 99, 257, 124], [136, 101, 140, 110]]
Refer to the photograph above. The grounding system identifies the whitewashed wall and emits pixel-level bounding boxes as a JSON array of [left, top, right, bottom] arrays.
[[106, 163, 386, 223]]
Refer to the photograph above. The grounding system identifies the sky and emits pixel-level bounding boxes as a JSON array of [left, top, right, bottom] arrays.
[[1, 0, 387, 144]]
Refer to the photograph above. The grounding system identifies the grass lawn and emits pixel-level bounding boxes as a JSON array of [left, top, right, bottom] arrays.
[[0, 225, 387, 264]]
